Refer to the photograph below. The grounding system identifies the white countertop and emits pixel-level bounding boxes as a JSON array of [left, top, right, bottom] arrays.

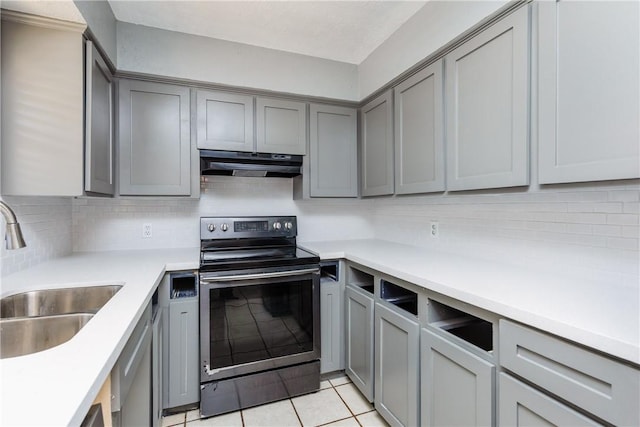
[[299, 239, 640, 366], [1, 241, 638, 425], [0, 248, 199, 426]]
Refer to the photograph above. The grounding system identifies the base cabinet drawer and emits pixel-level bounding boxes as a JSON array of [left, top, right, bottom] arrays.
[[499, 320, 640, 426], [499, 373, 603, 426]]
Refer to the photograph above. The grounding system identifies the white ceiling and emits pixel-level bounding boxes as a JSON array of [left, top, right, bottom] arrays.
[[107, 0, 427, 64]]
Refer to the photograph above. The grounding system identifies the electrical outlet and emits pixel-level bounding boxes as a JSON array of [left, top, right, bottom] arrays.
[[430, 221, 439, 238], [142, 223, 152, 238]]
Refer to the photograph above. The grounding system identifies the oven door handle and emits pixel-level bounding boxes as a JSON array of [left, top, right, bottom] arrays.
[[200, 267, 319, 284]]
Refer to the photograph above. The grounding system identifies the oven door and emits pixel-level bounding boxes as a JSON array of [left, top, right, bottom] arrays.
[[199, 265, 320, 382]]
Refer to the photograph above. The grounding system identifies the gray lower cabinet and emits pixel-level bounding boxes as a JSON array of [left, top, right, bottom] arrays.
[[445, 5, 530, 191], [119, 344, 152, 427], [256, 97, 306, 155], [196, 90, 254, 152], [84, 40, 115, 196], [151, 304, 164, 427], [111, 303, 152, 427], [499, 319, 640, 426], [421, 328, 494, 427], [537, 0, 639, 183], [320, 264, 345, 373], [394, 60, 445, 195], [309, 104, 358, 197], [361, 90, 394, 197], [499, 373, 603, 426], [118, 79, 192, 196], [344, 285, 375, 402], [374, 302, 419, 427], [165, 295, 200, 409]]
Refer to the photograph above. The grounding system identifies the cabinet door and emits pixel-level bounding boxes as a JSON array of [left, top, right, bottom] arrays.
[[421, 328, 494, 427], [85, 40, 114, 195], [151, 309, 163, 427], [1, 16, 84, 196], [320, 277, 345, 373], [445, 6, 530, 191], [538, 1, 640, 183], [361, 90, 394, 196], [119, 80, 191, 196], [344, 286, 374, 402], [375, 303, 419, 427], [167, 298, 200, 408], [499, 373, 603, 427], [394, 60, 445, 194], [309, 104, 358, 197], [196, 90, 254, 152], [120, 343, 152, 427], [256, 97, 306, 155]]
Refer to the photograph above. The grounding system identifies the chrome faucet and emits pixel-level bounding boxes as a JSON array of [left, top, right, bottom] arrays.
[[0, 200, 26, 249]]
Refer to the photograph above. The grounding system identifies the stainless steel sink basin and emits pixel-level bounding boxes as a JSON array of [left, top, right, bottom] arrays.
[[0, 284, 122, 318], [0, 313, 94, 358]]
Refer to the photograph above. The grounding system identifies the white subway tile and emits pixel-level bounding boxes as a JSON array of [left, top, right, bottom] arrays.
[[609, 190, 640, 202], [592, 225, 622, 237], [606, 237, 639, 251], [606, 214, 640, 226]]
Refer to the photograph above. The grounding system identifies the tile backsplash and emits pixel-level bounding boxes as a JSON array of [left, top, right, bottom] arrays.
[[1, 196, 73, 277], [72, 176, 375, 252], [371, 180, 639, 285], [2, 177, 638, 285]]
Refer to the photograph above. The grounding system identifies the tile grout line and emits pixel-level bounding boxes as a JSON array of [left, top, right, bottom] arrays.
[[165, 374, 380, 427], [287, 396, 305, 427], [331, 380, 369, 427]]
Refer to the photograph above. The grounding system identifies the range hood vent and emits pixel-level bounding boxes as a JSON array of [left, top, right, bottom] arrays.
[[200, 150, 303, 178]]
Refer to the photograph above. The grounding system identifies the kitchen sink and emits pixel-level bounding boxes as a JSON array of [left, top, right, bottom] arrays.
[[0, 313, 94, 358], [0, 284, 122, 318]]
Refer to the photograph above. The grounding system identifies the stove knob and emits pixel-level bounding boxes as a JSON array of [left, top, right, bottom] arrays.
[[207, 224, 216, 232], [273, 221, 282, 230], [284, 221, 293, 231], [221, 223, 229, 232]]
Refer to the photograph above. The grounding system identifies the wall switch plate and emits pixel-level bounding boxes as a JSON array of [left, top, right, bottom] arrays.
[[143, 223, 152, 238], [430, 221, 439, 238]]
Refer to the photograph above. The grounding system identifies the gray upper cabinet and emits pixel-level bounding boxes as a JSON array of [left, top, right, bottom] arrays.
[[309, 104, 358, 197], [85, 40, 114, 196], [538, 1, 640, 184], [361, 90, 394, 197], [1, 13, 85, 196], [394, 60, 445, 195], [196, 90, 254, 153], [118, 80, 191, 196], [421, 328, 494, 426], [256, 97, 306, 155], [445, 6, 530, 191], [375, 303, 419, 427]]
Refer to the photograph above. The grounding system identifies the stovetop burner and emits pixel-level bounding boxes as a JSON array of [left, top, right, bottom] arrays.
[[199, 216, 319, 272]]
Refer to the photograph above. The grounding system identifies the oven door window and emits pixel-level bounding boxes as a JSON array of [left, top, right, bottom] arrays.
[[207, 277, 314, 369]]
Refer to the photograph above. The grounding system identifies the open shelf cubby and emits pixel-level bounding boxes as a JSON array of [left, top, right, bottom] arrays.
[[348, 267, 374, 294], [428, 299, 493, 352], [381, 280, 418, 316]]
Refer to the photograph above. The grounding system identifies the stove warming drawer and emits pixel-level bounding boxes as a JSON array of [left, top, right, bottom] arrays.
[[200, 361, 320, 417]]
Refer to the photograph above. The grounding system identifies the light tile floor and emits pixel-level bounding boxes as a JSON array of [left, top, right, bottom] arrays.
[[162, 374, 389, 427]]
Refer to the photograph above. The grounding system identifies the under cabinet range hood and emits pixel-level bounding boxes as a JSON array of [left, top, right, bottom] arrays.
[[200, 150, 303, 178]]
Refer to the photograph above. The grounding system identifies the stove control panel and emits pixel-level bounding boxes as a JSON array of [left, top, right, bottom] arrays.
[[200, 216, 297, 239]]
